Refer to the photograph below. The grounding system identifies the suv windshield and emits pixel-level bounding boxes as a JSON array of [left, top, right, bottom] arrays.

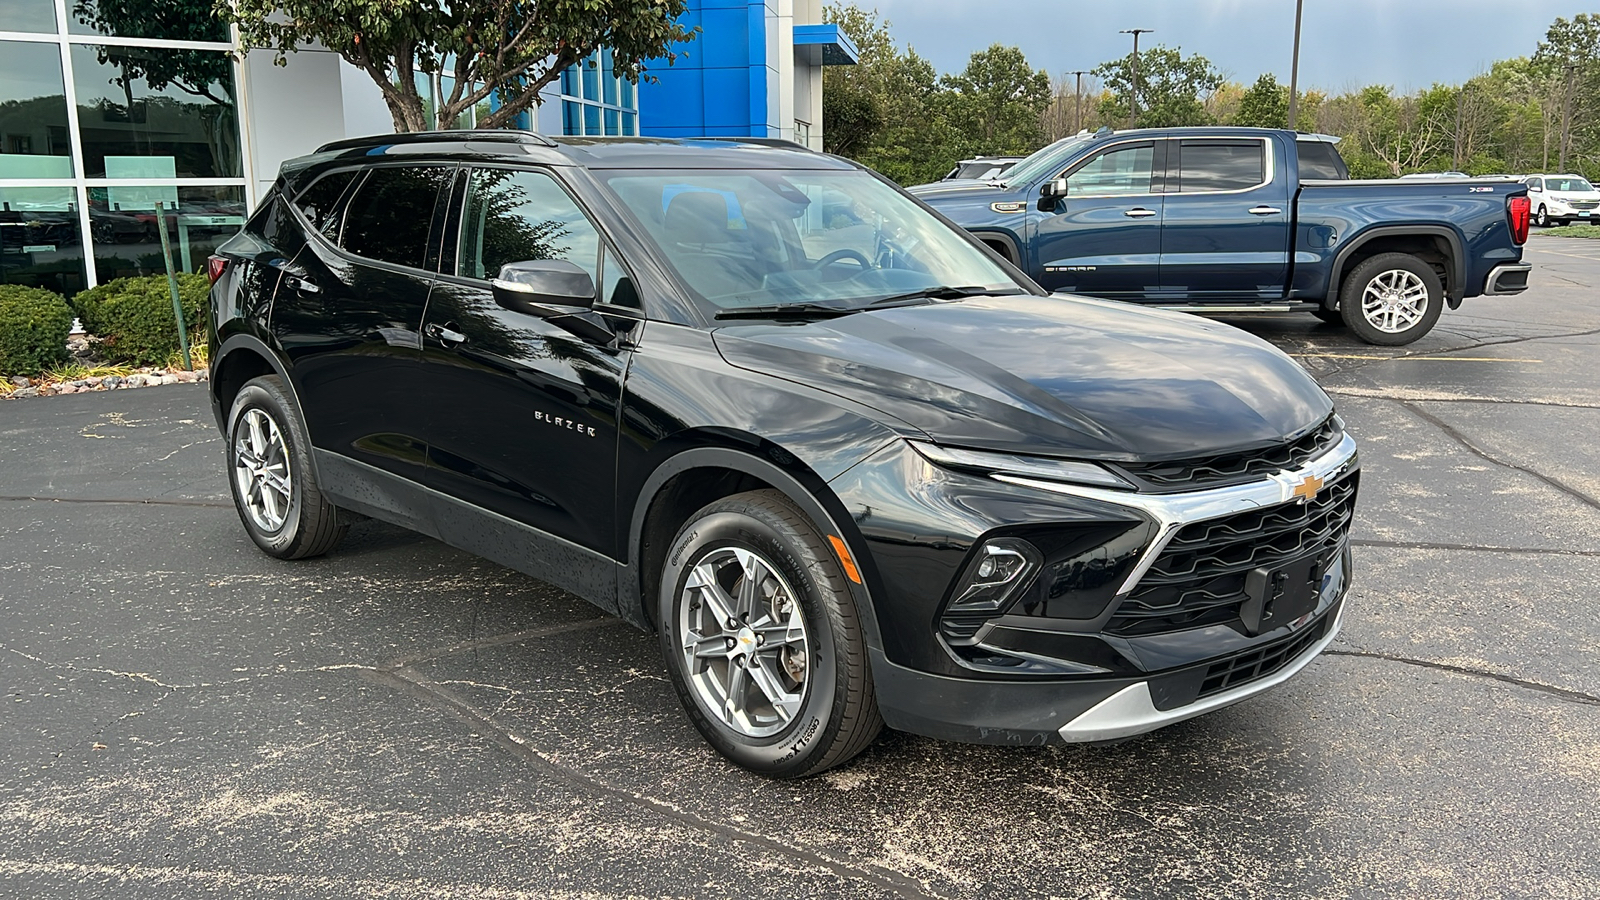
[[1548, 176, 1596, 192], [600, 168, 1023, 314], [1000, 135, 1095, 186]]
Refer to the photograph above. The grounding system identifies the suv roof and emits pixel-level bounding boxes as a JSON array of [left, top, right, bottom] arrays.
[[303, 131, 852, 172]]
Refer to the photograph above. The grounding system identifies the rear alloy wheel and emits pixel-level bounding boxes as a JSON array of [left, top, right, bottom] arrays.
[[226, 375, 348, 559], [659, 490, 881, 777], [1340, 252, 1443, 346]]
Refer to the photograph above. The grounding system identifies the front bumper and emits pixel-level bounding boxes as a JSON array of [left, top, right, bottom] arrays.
[[852, 431, 1359, 745]]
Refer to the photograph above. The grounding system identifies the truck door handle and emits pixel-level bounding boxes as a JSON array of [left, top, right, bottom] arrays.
[[424, 323, 466, 345], [1123, 208, 1158, 218], [1248, 206, 1283, 216]]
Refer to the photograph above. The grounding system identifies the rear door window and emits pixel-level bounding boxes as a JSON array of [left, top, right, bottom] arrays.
[[293, 170, 358, 241], [1177, 140, 1267, 192], [340, 166, 452, 269]]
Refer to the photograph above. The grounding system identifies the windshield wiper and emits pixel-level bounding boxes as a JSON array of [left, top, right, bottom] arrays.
[[854, 285, 1015, 308], [713, 302, 857, 320]]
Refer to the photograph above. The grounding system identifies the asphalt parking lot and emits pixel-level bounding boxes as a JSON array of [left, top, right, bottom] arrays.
[[2, 236, 1598, 899]]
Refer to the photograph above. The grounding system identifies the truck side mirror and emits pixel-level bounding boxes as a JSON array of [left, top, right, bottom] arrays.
[[1038, 178, 1068, 212]]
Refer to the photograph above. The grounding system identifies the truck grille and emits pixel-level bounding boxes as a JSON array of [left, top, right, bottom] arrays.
[[1105, 472, 1358, 637], [1111, 417, 1342, 492]]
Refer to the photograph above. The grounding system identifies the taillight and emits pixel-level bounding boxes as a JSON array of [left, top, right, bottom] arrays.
[[1508, 195, 1530, 245], [206, 254, 229, 284]]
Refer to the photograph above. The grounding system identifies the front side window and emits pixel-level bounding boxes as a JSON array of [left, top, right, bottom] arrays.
[[1066, 143, 1156, 196], [341, 166, 451, 269], [1526, 178, 1543, 190], [456, 167, 601, 283], [600, 168, 1022, 313], [1178, 141, 1266, 192]]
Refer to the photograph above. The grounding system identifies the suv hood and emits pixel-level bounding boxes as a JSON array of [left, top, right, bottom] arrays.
[[712, 294, 1332, 460], [907, 180, 1012, 201]]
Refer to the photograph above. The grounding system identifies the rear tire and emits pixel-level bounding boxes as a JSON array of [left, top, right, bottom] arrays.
[[226, 375, 347, 559], [658, 489, 881, 778], [1339, 253, 1443, 346]]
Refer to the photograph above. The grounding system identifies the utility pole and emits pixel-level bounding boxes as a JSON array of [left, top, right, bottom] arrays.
[[1070, 70, 1089, 132], [1119, 28, 1153, 127], [1286, 0, 1304, 129], [1560, 63, 1577, 172]]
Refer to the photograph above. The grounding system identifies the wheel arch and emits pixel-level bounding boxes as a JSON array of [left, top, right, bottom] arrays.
[[623, 442, 884, 654], [969, 229, 1022, 266], [1327, 225, 1465, 310], [212, 333, 321, 481]]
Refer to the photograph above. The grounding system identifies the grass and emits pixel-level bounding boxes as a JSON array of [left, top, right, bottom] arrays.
[[39, 363, 135, 384], [1538, 224, 1600, 239], [165, 341, 210, 371]]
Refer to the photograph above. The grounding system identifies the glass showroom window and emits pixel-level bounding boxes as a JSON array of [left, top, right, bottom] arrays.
[[0, 0, 245, 293], [558, 50, 637, 137]]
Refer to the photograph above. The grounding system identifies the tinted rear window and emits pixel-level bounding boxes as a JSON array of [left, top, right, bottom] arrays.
[[293, 170, 358, 240], [1177, 141, 1265, 192], [340, 166, 451, 268], [1297, 141, 1348, 180]]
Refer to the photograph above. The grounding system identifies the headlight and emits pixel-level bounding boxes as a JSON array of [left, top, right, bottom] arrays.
[[908, 440, 1134, 490]]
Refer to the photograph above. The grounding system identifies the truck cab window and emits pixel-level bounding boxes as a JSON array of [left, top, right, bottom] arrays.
[[1065, 144, 1155, 197]]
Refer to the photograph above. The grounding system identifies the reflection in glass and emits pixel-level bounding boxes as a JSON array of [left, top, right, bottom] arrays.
[[71, 43, 240, 178], [0, 186, 86, 296], [0, 41, 73, 179], [0, 0, 58, 33], [68, 0, 228, 42], [89, 183, 244, 280], [458, 168, 600, 281]]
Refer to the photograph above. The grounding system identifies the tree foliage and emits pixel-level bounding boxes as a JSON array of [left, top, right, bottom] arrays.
[[224, 0, 697, 133], [941, 45, 1051, 153], [1092, 45, 1222, 128]]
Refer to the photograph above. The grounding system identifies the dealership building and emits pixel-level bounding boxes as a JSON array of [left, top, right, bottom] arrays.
[[0, 0, 856, 297]]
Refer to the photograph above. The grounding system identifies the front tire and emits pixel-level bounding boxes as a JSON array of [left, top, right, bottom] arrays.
[[1340, 253, 1443, 346], [226, 375, 347, 559], [658, 490, 881, 777], [1536, 205, 1549, 227]]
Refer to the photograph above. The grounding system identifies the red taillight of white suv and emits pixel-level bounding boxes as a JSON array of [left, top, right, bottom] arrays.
[[1508, 195, 1531, 245]]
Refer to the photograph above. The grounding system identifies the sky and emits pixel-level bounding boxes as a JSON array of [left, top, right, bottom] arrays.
[[871, 0, 1593, 92]]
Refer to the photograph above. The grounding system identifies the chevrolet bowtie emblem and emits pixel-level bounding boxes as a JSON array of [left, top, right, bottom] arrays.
[[1292, 474, 1324, 502]]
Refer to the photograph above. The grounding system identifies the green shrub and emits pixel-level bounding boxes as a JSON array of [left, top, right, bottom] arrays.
[[0, 284, 73, 377], [72, 274, 208, 366]]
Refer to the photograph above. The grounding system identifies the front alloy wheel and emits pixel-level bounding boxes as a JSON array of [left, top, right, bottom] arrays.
[[1536, 205, 1549, 227], [679, 546, 810, 737], [659, 490, 882, 777]]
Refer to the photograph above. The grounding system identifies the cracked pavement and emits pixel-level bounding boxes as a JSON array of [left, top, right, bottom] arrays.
[[2, 236, 1598, 898]]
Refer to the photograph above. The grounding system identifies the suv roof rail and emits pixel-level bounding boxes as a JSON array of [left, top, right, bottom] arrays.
[[697, 136, 813, 151], [314, 129, 557, 154]]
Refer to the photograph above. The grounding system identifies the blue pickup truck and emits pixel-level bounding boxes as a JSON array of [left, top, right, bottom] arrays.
[[910, 127, 1533, 345]]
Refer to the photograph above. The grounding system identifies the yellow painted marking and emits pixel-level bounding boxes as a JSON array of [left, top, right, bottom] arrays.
[[1290, 353, 1543, 362]]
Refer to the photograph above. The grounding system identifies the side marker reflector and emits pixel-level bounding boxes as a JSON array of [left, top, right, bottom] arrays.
[[826, 535, 863, 584]]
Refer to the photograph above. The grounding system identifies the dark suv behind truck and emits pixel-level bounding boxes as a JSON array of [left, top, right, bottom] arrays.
[[207, 132, 1359, 776]]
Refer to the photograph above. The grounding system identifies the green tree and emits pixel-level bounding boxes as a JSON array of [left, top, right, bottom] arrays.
[[224, 0, 696, 132], [1534, 13, 1600, 172], [1234, 73, 1287, 128], [1093, 45, 1222, 128], [941, 44, 1051, 154]]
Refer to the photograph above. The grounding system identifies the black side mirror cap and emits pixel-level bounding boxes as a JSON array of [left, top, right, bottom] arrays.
[[490, 259, 614, 345], [491, 259, 596, 316], [1038, 178, 1068, 211]]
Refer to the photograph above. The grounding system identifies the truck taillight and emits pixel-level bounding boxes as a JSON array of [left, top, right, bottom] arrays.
[[1508, 195, 1530, 245], [206, 255, 229, 284]]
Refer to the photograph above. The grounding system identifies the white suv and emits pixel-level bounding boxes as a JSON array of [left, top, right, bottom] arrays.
[[1525, 174, 1600, 226]]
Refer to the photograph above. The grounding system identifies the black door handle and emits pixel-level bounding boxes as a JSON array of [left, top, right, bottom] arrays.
[[285, 274, 320, 295], [425, 322, 466, 344]]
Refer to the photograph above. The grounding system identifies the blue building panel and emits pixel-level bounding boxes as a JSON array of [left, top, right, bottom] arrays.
[[637, 0, 778, 140]]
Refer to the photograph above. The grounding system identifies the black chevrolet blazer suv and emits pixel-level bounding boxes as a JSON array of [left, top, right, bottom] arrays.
[[206, 132, 1359, 777]]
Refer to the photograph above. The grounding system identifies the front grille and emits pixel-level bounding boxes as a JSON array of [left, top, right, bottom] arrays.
[[1111, 417, 1343, 492], [1105, 473, 1358, 637], [1571, 200, 1599, 210], [1198, 611, 1330, 698]]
